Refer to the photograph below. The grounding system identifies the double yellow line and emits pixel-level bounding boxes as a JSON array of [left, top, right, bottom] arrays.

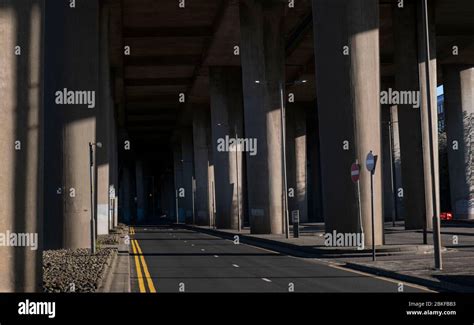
[[130, 227, 156, 293]]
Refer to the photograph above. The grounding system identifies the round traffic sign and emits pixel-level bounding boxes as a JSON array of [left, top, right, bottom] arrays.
[[366, 151, 375, 172], [351, 163, 360, 182]]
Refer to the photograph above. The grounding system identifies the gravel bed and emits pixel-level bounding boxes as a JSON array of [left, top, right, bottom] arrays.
[[98, 233, 120, 245], [43, 248, 116, 293]]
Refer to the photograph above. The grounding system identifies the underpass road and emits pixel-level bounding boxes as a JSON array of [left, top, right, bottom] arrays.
[[129, 226, 431, 293]]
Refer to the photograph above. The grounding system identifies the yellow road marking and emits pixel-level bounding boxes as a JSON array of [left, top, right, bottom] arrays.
[[131, 239, 146, 293], [134, 240, 157, 293]]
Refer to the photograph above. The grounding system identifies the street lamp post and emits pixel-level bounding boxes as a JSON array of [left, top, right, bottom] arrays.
[[421, 0, 442, 270], [88, 142, 101, 255], [279, 81, 290, 239], [235, 125, 241, 232]]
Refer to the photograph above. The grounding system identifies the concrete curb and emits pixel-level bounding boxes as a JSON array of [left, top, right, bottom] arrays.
[[179, 224, 434, 258], [340, 262, 474, 293], [98, 249, 118, 292], [98, 226, 131, 292]]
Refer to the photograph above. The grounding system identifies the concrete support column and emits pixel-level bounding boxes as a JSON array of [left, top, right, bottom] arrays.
[[160, 172, 175, 219], [209, 67, 245, 230], [181, 128, 195, 223], [393, 0, 438, 229], [109, 115, 119, 228], [173, 139, 185, 223], [240, 0, 285, 234], [120, 164, 132, 224], [307, 103, 323, 222], [96, 3, 112, 235], [443, 65, 474, 219], [381, 103, 396, 222], [0, 0, 44, 292], [193, 106, 212, 226], [135, 160, 145, 223], [287, 104, 308, 222], [312, 0, 383, 245], [44, 1, 99, 248], [390, 105, 405, 220]]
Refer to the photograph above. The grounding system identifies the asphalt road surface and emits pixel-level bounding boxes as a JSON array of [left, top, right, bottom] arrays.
[[129, 225, 430, 293]]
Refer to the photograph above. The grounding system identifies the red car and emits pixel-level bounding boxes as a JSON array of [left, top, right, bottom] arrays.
[[440, 212, 453, 221]]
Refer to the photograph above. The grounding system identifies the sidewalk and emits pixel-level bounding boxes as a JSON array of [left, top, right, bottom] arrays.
[[99, 225, 131, 293], [181, 221, 474, 292]]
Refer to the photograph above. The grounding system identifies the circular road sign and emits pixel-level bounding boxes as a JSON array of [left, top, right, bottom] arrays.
[[366, 151, 375, 172], [351, 163, 360, 182]]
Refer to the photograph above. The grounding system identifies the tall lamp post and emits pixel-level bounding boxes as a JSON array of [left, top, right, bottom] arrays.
[[88, 141, 102, 255], [421, 0, 442, 270]]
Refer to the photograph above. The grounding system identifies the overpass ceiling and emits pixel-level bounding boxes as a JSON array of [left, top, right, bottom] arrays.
[[115, 0, 474, 150]]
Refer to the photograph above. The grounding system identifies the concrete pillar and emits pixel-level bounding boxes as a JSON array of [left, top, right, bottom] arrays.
[[443, 65, 474, 219], [44, 0, 99, 248], [96, 3, 112, 235], [209, 67, 245, 229], [160, 172, 174, 219], [181, 128, 195, 223], [393, 0, 438, 229], [306, 103, 323, 222], [173, 139, 185, 223], [208, 150, 216, 227], [120, 164, 132, 224], [239, 0, 285, 234], [193, 106, 212, 226], [381, 103, 396, 222], [312, 0, 383, 245], [0, 0, 44, 292], [135, 159, 145, 223], [287, 104, 308, 223], [109, 114, 119, 228], [390, 105, 405, 220]]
